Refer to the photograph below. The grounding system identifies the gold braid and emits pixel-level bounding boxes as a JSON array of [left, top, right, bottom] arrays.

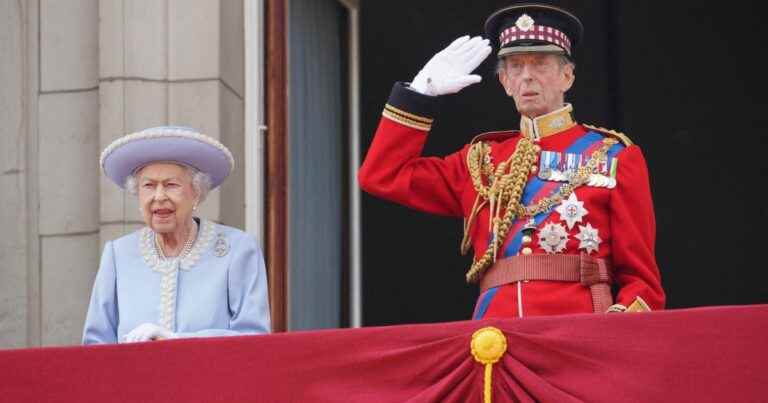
[[464, 137, 618, 283], [465, 137, 538, 282], [467, 141, 494, 198]]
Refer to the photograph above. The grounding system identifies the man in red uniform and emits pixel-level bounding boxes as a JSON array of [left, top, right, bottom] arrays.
[[359, 4, 665, 319]]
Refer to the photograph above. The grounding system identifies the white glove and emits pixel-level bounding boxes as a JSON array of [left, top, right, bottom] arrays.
[[410, 35, 492, 96], [123, 323, 177, 343]]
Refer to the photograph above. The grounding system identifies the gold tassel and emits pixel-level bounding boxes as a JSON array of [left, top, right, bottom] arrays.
[[471, 327, 508, 403]]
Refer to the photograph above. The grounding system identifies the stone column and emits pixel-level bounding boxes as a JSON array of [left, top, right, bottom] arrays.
[[37, 0, 101, 346], [1, 0, 101, 347], [0, 0, 33, 349]]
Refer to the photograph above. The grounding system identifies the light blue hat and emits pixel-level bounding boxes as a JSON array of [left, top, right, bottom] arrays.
[[100, 126, 234, 189]]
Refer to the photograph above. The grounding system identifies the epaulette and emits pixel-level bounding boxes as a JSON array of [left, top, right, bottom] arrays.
[[470, 130, 519, 145], [583, 124, 633, 146]]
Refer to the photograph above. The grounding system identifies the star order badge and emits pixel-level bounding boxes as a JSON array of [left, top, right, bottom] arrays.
[[538, 222, 569, 254], [555, 192, 588, 229], [575, 223, 601, 254]]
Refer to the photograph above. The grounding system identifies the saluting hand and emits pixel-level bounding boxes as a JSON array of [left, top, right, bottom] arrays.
[[410, 35, 492, 96]]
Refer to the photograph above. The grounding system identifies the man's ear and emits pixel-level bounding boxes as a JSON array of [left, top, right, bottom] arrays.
[[561, 63, 575, 93], [498, 69, 513, 96]]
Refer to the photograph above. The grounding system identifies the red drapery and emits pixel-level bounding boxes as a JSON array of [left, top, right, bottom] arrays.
[[2, 305, 766, 402]]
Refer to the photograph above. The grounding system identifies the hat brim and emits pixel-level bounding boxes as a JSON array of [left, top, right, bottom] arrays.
[[497, 44, 566, 58], [102, 136, 232, 189]]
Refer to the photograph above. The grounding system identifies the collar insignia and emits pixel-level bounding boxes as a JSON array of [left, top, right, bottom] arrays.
[[520, 104, 575, 140]]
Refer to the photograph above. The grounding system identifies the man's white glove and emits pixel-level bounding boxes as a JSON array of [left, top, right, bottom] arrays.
[[123, 323, 177, 343], [410, 35, 492, 96]]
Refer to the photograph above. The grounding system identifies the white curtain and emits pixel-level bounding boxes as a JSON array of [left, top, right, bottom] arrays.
[[288, 0, 346, 330]]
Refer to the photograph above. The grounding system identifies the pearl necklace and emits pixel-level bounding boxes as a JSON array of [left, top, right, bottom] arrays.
[[155, 222, 198, 261]]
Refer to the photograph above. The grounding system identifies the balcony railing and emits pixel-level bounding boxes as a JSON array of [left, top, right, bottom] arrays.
[[1, 304, 766, 402]]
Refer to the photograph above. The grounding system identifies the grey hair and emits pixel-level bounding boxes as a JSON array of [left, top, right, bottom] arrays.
[[495, 54, 575, 75], [124, 164, 212, 204]]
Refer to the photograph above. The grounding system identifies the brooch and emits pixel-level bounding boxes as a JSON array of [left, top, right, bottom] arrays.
[[213, 233, 229, 257]]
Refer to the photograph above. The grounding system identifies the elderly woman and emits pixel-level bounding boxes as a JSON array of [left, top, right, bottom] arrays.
[[82, 126, 271, 344]]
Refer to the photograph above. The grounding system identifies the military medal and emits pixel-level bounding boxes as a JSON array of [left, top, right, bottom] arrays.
[[564, 152, 580, 180], [575, 223, 601, 254], [213, 233, 230, 257], [587, 174, 607, 187], [555, 192, 588, 229], [609, 157, 618, 178], [585, 157, 618, 188], [538, 222, 569, 254], [538, 166, 552, 181], [538, 151, 558, 180], [587, 174, 617, 188]]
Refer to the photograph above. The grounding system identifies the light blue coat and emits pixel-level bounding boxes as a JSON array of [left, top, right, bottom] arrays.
[[83, 219, 271, 344]]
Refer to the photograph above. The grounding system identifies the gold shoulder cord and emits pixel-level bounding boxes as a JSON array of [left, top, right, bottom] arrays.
[[463, 137, 618, 283], [583, 124, 633, 146]]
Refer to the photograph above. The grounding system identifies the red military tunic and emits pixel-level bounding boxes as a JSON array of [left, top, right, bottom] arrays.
[[359, 83, 665, 319]]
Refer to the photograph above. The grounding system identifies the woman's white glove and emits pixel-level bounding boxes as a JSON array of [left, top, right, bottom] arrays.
[[123, 323, 177, 343], [410, 35, 492, 96]]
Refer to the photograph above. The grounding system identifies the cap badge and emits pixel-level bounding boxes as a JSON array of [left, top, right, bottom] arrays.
[[515, 14, 535, 31]]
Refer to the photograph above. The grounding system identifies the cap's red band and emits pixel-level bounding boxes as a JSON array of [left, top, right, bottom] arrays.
[[499, 25, 571, 54]]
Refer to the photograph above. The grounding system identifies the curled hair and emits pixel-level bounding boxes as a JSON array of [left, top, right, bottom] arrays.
[[124, 164, 212, 204], [190, 167, 213, 204]]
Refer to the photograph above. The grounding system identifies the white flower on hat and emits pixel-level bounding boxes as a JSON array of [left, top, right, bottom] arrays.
[[515, 14, 535, 31]]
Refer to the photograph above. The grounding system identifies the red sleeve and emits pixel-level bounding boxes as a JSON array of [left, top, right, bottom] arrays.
[[610, 145, 666, 309], [358, 83, 467, 217]]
